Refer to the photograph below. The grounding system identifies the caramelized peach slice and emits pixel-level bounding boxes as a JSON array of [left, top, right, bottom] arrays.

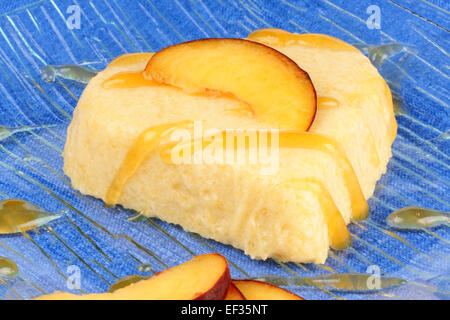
[[224, 283, 246, 300], [233, 280, 304, 300], [145, 38, 317, 131], [35, 254, 231, 300]]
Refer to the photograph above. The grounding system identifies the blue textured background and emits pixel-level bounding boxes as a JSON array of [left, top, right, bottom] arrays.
[[0, 0, 448, 300]]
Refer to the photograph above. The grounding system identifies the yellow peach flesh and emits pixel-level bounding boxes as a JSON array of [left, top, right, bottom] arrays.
[[145, 38, 317, 131]]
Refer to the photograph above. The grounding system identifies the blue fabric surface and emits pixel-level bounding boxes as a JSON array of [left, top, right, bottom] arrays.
[[0, 0, 448, 299]]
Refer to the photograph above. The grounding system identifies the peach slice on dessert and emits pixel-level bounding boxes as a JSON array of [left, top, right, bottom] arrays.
[[233, 280, 304, 300], [224, 283, 246, 300], [35, 253, 230, 300], [145, 38, 317, 131]]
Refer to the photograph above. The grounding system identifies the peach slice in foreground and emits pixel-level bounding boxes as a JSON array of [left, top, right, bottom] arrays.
[[35, 254, 230, 300], [145, 38, 317, 131], [232, 280, 304, 300]]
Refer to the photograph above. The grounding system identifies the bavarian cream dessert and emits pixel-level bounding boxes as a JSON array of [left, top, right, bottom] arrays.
[[63, 29, 396, 264]]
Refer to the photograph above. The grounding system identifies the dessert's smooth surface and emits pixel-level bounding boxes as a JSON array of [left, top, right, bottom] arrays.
[[63, 30, 396, 263]]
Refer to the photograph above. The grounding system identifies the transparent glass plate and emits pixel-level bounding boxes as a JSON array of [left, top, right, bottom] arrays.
[[0, 0, 448, 300]]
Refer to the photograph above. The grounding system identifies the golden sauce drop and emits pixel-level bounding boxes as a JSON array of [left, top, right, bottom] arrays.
[[283, 179, 351, 249], [0, 199, 62, 234], [0, 256, 18, 277], [107, 275, 149, 293], [256, 273, 407, 292], [105, 121, 194, 205], [387, 207, 449, 230]]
